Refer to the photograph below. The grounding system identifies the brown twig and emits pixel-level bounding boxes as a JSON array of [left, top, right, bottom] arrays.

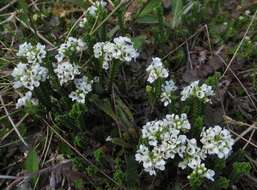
[[221, 9, 257, 78], [0, 95, 28, 148]]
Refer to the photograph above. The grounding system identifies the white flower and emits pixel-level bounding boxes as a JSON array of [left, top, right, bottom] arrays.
[[106, 136, 112, 142], [187, 163, 215, 181], [79, 17, 88, 28], [200, 126, 234, 159], [178, 138, 205, 170], [146, 57, 169, 83], [136, 113, 193, 175], [180, 80, 214, 102], [245, 10, 251, 16], [12, 62, 48, 91], [87, 0, 107, 17], [53, 61, 80, 85], [113, 36, 139, 62], [69, 90, 86, 104], [17, 42, 46, 64], [55, 37, 86, 62], [93, 36, 139, 70], [68, 76, 93, 103], [135, 144, 166, 176], [160, 79, 177, 106], [164, 113, 191, 132], [16, 91, 38, 108], [74, 76, 93, 94]]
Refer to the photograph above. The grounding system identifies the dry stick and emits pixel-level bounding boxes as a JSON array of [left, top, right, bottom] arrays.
[[224, 115, 257, 147], [216, 54, 257, 111], [223, 115, 257, 129], [204, 24, 213, 54], [5, 160, 72, 190], [43, 119, 121, 187], [0, 113, 29, 143], [243, 129, 256, 150], [90, 0, 128, 35], [221, 9, 257, 78], [15, 16, 55, 48], [0, 175, 17, 180], [0, 95, 28, 148], [228, 129, 257, 149], [162, 25, 206, 60], [235, 124, 256, 143], [0, 0, 17, 13], [66, 12, 86, 40]]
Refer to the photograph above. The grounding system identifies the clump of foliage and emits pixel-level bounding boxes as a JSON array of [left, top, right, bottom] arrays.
[[0, 0, 257, 189]]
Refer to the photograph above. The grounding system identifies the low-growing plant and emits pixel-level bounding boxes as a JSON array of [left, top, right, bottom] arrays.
[[1, 0, 256, 189]]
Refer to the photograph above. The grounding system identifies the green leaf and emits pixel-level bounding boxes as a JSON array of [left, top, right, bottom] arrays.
[[230, 161, 251, 182], [111, 138, 132, 148], [210, 176, 230, 190], [25, 149, 39, 173], [90, 95, 119, 123], [139, 0, 161, 17], [172, 0, 183, 28], [126, 156, 139, 189], [115, 98, 134, 127], [132, 35, 147, 49], [17, 0, 29, 25], [136, 15, 159, 24]]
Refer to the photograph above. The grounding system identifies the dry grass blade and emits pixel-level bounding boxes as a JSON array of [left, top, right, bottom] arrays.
[[221, 9, 257, 78], [0, 0, 17, 13], [0, 94, 28, 148], [216, 54, 257, 111], [43, 118, 122, 188]]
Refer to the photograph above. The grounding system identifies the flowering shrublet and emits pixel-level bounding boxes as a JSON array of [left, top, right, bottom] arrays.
[[200, 126, 234, 159], [87, 0, 107, 17], [12, 62, 48, 91], [17, 42, 46, 64], [160, 79, 177, 106], [181, 80, 214, 103], [69, 76, 93, 104], [135, 114, 192, 175], [135, 144, 166, 176], [178, 138, 203, 170], [16, 91, 38, 108], [146, 57, 169, 83], [55, 37, 86, 62], [187, 163, 215, 181], [136, 114, 234, 181], [93, 36, 139, 70], [53, 61, 80, 86]]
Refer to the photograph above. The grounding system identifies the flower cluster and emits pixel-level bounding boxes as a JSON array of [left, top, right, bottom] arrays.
[[12, 42, 49, 108], [180, 80, 214, 103], [69, 76, 93, 104], [79, 17, 88, 28], [200, 126, 234, 159], [135, 114, 191, 175], [12, 63, 48, 91], [93, 36, 139, 70], [177, 138, 204, 170], [53, 61, 81, 86], [146, 57, 169, 83], [16, 91, 38, 108], [55, 37, 86, 63], [17, 42, 46, 64], [187, 163, 215, 181], [136, 115, 234, 182], [87, 0, 107, 17], [79, 1, 107, 28], [160, 80, 177, 106]]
